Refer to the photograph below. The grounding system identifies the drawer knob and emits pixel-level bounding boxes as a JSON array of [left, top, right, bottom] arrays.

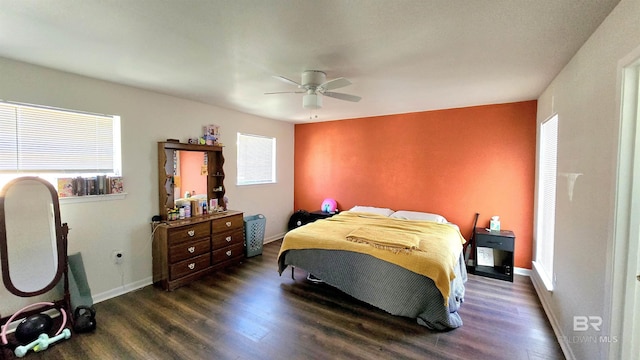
[[226, 221, 232, 227], [226, 250, 232, 257], [188, 263, 195, 270], [188, 246, 195, 253], [226, 236, 232, 242], [187, 230, 195, 237]]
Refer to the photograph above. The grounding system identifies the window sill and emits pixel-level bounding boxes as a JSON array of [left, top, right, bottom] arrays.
[[532, 261, 554, 292], [59, 193, 127, 204]]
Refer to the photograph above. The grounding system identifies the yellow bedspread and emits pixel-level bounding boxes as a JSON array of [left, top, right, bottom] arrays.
[[278, 211, 466, 303]]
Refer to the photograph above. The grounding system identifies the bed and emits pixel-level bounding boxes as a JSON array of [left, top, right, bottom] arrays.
[[277, 206, 467, 330]]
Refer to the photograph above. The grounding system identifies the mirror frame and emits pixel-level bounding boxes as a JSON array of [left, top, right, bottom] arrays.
[[157, 141, 226, 220], [0, 176, 68, 297]]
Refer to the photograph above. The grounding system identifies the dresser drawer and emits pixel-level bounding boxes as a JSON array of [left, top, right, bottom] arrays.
[[169, 237, 210, 263], [167, 222, 210, 245], [170, 253, 211, 280], [212, 243, 244, 263], [212, 214, 243, 233], [476, 234, 514, 252], [212, 228, 244, 249]]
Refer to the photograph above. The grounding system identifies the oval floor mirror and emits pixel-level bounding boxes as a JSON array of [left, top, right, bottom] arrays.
[[0, 177, 69, 297], [0, 177, 71, 347]]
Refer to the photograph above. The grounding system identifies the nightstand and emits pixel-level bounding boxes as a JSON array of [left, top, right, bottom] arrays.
[[308, 210, 337, 222], [473, 227, 515, 282]]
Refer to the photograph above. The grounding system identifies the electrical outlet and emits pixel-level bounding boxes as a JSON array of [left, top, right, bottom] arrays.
[[112, 250, 124, 264]]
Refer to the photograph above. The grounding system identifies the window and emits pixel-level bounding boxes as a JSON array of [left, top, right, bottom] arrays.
[[0, 100, 121, 189], [534, 114, 558, 291], [237, 133, 276, 185]]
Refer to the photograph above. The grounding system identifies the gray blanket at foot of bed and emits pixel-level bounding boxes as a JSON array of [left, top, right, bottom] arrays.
[[279, 249, 467, 330]]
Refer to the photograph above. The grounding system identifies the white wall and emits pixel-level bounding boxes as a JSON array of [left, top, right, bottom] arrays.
[[533, 0, 640, 359], [0, 57, 294, 312]]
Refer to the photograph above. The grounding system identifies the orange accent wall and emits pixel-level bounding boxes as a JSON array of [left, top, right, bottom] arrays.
[[294, 101, 537, 269]]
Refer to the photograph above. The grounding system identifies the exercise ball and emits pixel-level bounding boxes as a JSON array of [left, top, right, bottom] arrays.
[[288, 210, 310, 230], [15, 314, 53, 344]]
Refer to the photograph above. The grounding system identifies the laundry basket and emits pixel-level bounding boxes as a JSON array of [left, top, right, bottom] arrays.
[[244, 214, 266, 257]]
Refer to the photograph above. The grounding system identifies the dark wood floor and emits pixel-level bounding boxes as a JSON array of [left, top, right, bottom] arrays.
[[4, 240, 565, 360]]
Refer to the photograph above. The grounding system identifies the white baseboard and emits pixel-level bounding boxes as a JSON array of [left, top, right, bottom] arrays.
[[92, 235, 287, 304], [92, 276, 152, 304], [514, 267, 531, 276], [530, 268, 574, 360], [264, 232, 286, 244]]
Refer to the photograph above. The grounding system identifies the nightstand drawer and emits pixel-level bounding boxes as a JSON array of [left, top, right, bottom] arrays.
[[476, 234, 514, 252]]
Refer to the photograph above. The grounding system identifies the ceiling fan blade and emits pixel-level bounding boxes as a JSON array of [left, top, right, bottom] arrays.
[[273, 75, 301, 87], [264, 91, 305, 95], [321, 77, 351, 91], [323, 91, 362, 102]]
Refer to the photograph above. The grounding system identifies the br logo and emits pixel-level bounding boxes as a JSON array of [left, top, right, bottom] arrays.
[[573, 316, 602, 331]]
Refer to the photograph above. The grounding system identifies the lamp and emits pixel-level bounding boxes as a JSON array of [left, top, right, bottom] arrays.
[[303, 93, 322, 109]]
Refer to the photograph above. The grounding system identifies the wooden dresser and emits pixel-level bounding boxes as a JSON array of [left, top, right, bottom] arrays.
[[153, 210, 244, 291]]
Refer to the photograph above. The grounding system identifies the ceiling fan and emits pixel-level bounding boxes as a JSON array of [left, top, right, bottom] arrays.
[[265, 70, 361, 109]]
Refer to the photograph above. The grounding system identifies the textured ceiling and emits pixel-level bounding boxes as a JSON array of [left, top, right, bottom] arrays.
[[0, 0, 620, 123]]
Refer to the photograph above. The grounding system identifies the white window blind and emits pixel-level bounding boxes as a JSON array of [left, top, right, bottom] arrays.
[[0, 101, 120, 174], [237, 133, 276, 186], [535, 114, 558, 290]]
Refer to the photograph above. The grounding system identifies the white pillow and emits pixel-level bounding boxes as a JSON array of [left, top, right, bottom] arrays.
[[348, 206, 394, 217], [389, 210, 448, 223]]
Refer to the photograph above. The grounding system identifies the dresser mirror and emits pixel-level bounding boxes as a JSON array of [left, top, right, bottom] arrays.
[[158, 142, 226, 220], [0, 177, 68, 297], [173, 150, 208, 201]]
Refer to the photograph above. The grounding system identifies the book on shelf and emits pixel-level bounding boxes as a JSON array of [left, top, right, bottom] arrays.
[[72, 177, 86, 196], [57, 178, 74, 198], [109, 176, 124, 194], [97, 175, 107, 195], [57, 175, 124, 197], [87, 177, 97, 195]]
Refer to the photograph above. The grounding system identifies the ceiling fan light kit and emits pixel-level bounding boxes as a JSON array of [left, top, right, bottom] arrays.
[[267, 70, 361, 110], [303, 94, 322, 109]]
